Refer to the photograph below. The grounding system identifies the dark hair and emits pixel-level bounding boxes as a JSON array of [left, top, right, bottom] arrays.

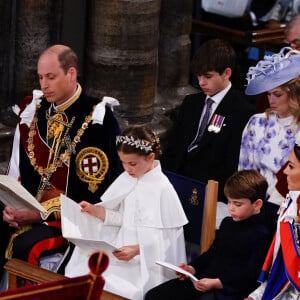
[[39, 44, 78, 74], [116, 125, 161, 157], [294, 144, 300, 162], [190, 39, 236, 75], [224, 170, 268, 203]]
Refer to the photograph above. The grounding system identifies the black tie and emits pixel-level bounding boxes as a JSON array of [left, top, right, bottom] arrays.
[[188, 98, 214, 152]]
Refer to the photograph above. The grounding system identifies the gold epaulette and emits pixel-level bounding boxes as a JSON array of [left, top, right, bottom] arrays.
[[40, 196, 61, 221]]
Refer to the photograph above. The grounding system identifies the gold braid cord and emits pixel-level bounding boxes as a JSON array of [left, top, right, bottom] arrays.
[[5, 225, 32, 259]]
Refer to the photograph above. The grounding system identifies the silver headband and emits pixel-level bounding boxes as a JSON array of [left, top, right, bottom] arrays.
[[116, 135, 152, 153]]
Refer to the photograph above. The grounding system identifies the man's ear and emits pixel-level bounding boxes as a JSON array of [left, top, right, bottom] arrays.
[[223, 67, 232, 80], [253, 198, 263, 213], [68, 67, 77, 81]]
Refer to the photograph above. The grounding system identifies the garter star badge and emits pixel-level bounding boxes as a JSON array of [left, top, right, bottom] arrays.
[[76, 147, 109, 193]]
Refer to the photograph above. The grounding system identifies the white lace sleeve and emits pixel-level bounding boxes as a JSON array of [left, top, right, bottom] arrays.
[[248, 281, 267, 300], [104, 209, 123, 226]]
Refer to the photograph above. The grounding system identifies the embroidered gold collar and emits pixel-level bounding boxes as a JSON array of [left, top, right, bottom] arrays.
[[27, 101, 94, 201]]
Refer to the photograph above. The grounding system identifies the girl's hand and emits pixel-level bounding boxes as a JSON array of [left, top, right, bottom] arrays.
[[79, 201, 105, 221], [79, 201, 95, 213], [192, 278, 223, 292], [112, 244, 140, 261], [176, 263, 195, 280]]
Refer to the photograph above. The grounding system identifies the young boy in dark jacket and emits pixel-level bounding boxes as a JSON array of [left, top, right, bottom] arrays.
[[145, 170, 273, 300]]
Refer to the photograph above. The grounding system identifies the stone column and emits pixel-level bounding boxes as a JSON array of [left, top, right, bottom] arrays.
[[158, 0, 192, 89], [85, 0, 161, 124], [0, 1, 15, 170], [0, 1, 62, 169], [13, 0, 62, 103], [0, 1, 16, 125], [156, 0, 196, 111]]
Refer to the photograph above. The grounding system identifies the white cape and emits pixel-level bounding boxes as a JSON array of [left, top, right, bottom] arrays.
[[65, 161, 188, 300]]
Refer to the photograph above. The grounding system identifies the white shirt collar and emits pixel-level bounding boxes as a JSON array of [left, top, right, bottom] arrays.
[[206, 82, 232, 106]]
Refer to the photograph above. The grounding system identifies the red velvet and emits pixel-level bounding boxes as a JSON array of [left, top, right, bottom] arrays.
[[0, 251, 108, 300], [28, 235, 67, 266]]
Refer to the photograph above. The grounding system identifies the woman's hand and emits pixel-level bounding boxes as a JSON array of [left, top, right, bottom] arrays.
[[175, 263, 196, 280], [112, 244, 140, 261], [192, 278, 223, 292], [3, 206, 41, 228]]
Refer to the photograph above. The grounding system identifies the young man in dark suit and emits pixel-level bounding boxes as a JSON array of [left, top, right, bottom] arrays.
[[161, 39, 254, 203]]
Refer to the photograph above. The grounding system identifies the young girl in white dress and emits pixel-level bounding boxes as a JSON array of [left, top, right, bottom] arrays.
[[65, 125, 188, 300]]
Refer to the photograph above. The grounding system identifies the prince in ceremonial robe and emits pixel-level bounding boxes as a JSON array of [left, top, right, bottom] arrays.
[[0, 45, 121, 275]]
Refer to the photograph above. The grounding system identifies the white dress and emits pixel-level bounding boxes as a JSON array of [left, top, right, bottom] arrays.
[[65, 161, 188, 300], [239, 112, 297, 191]]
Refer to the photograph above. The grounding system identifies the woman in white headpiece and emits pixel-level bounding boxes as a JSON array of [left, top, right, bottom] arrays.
[[64, 125, 188, 300], [239, 47, 300, 232]]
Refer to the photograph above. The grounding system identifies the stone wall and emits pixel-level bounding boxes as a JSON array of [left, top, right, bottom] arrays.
[[0, 0, 195, 169]]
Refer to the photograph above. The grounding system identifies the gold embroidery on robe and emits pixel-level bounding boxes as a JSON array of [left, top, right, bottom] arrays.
[[40, 196, 61, 220]]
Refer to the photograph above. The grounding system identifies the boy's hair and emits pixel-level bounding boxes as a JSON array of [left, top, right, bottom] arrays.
[[190, 38, 236, 75], [116, 125, 161, 157], [224, 170, 268, 203]]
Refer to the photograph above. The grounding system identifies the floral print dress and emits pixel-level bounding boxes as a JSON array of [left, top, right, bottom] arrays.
[[238, 112, 297, 187]]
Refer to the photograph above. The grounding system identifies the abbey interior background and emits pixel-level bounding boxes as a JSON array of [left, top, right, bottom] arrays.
[[0, 0, 196, 172]]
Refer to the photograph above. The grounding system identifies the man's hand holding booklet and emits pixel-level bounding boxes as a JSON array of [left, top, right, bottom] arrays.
[[0, 175, 46, 213]]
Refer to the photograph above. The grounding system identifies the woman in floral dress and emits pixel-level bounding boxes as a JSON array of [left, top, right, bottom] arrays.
[[239, 47, 300, 203], [239, 47, 300, 232]]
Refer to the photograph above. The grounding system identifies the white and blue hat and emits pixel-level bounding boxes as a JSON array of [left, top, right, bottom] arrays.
[[245, 47, 300, 95]]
